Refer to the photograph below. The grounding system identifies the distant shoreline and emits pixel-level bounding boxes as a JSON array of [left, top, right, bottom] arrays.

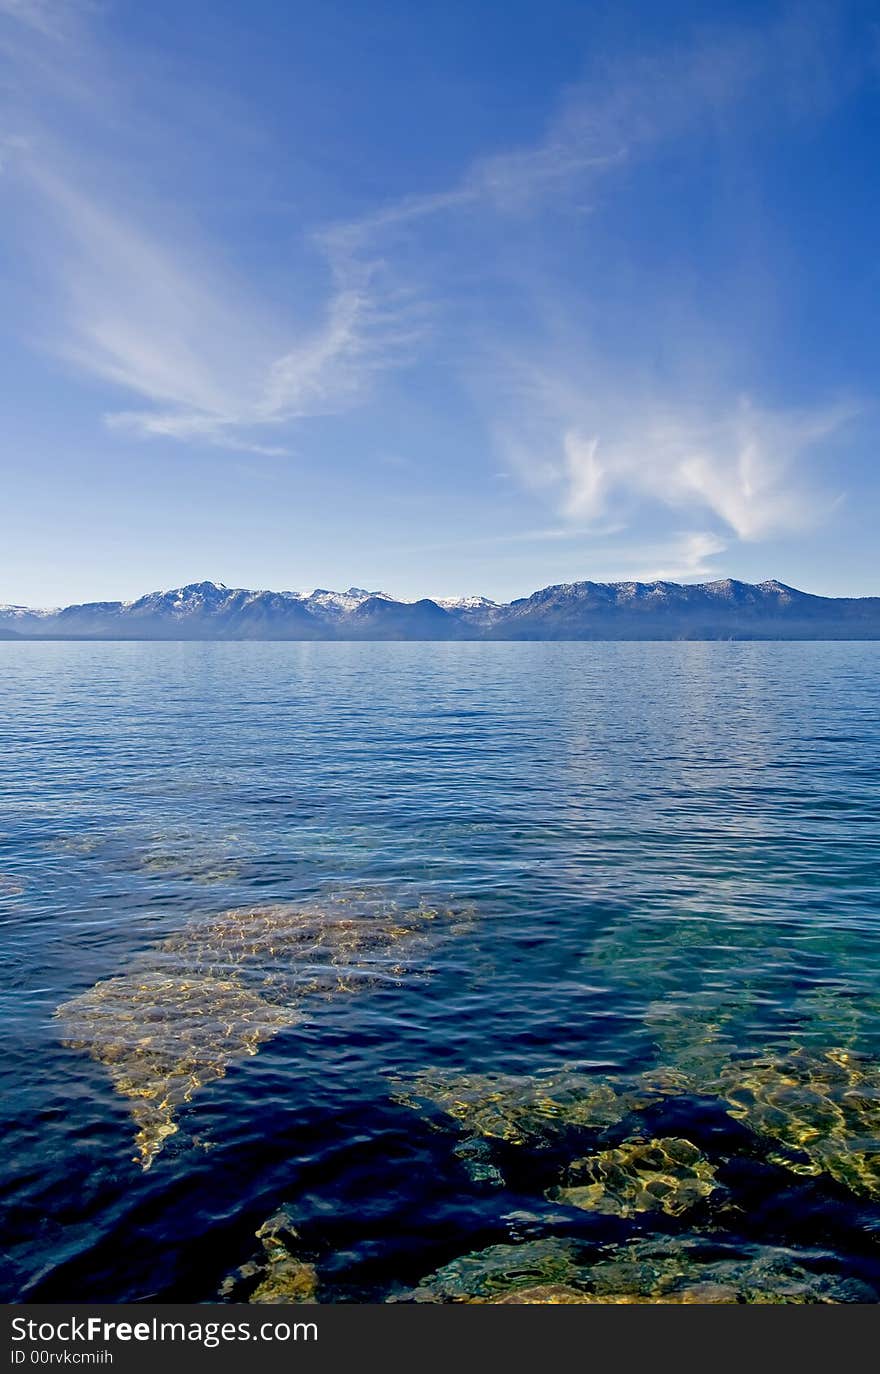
[[3, 634, 880, 643]]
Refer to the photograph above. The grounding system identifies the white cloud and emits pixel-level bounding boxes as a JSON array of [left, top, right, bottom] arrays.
[[501, 391, 854, 542], [633, 531, 729, 582], [1, 5, 421, 453], [0, 0, 865, 537], [5, 156, 418, 451], [563, 435, 606, 522], [600, 401, 848, 538]]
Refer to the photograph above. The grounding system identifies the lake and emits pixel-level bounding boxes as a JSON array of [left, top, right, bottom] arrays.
[[1, 640, 879, 1303]]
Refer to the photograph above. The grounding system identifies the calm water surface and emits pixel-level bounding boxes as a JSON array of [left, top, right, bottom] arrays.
[[1, 641, 879, 1303]]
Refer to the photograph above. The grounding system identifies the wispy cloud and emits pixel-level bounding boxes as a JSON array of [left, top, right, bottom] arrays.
[[6, 156, 416, 453], [506, 393, 856, 541], [0, 5, 750, 439], [387, 526, 728, 588], [0, 0, 866, 562], [1, 5, 420, 453], [314, 3, 860, 554], [634, 531, 729, 583]]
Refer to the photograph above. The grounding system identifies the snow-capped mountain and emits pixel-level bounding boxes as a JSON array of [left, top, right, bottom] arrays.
[[292, 587, 398, 619], [1, 579, 878, 640], [434, 595, 497, 610], [0, 602, 59, 631], [0, 604, 57, 618]]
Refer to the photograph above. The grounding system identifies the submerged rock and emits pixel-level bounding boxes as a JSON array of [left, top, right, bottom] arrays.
[[47, 826, 254, 885], [488, 1284, 595, 1304], [718, 1047, 880, 1199], [158, 899, 452, 999], [549, 1136, 718, 1218], [56, 971, 298, 1168], [389, 1067, 656, 1147], [641, 996, 741, 1091], [402, 1235, 872, 1305], [397, 1239, 584, 1303], [487, 1282, 747, 1304], [219, 1210, 318, 1304], [585, 1236, 873, 1305], [589, 917, 787, 997], [126, 851, 244, 884], [452, 1136, 506, 1187], [794, 988, 880, 1060], [391, 1043, 880, 1213], [57, 896, 471, 1168], [46, 833, 107, 856]]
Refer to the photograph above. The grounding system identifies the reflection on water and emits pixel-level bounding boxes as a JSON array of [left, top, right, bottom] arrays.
[[0, 640, 879, 1301]]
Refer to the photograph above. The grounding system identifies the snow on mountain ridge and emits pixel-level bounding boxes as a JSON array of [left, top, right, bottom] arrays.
[[0, 604, 59, 618], [4, 579, 877, 643], [435, 595, 498, 610], [290, 587, 401, 617]]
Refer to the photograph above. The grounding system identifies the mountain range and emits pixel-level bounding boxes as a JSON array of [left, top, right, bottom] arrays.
[[2, 579, 880, 640]]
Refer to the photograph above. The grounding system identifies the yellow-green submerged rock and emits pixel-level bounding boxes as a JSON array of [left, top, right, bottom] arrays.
[[220, 1210, 318, 1305], [389, 1067, 657, 1146], [549, 1136, 718, 1218], [56, 971, 298, 1168], [403, 1235, 870, 1305], [56, 896, 471, 1169], [718, 1047, 880, 1199]]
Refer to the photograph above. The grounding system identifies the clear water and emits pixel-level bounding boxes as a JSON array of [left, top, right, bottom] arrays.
[[1, 641, 878, 1303]]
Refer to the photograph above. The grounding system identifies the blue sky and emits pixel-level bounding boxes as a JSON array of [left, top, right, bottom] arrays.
[[1, 0, 879, 605]]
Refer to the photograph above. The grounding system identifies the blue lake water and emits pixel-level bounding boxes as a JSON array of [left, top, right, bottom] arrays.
[[1, 640, 879, 1303]]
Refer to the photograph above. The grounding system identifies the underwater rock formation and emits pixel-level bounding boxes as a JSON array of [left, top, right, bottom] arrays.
[[124, 851, 244, 884], [56, 972, 298, 1168], [157, 898, 452, 999], [47, 833, 107, 855], [390, 1041, 880, 1210], [400, 1235, 873, 1304], [47, 826, 254, 884], [718, 1047, 880, 1199], [219, 1210, 318, 1304], [57, 896, 471, 1168], [583, 1236, 874, 1304], [388, 1067, 657, 1147], [549, 1136, 718, 1218], [487, 1284, 596, 1304], [641, 996, 741, 1089], [486, 1283, 750, 1303], [394, 1239, 584, 1303]]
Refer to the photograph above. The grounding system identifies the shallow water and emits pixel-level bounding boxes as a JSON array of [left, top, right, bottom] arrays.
[[0, 640, 878, 1302]]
